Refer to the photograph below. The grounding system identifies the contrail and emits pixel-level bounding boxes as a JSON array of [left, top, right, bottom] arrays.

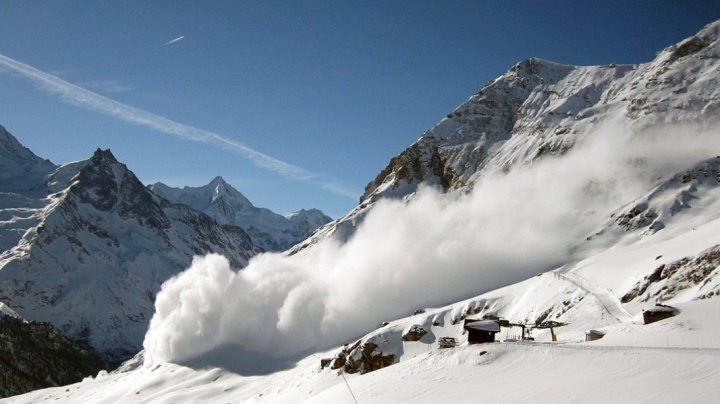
[[0, 52, 359, 200], [163, 35, 185, 46]]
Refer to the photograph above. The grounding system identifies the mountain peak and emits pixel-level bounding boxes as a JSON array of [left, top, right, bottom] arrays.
[[209, 176, 227, 186], [0, 125, 57, 195], [91, 148, 118, 164], [72, 149, 169, 227], [151, 177, 332, 251], [204, 176, 252, 206]]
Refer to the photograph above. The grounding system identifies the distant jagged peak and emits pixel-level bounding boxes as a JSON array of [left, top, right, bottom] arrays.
[[150, 176, 332, 251], [46, 150, 121, 194], [90, 147, 119, 164], [149, 176, 254, 214], [78, 148, 133, 187], [207, 176, 252, 206], [208, 175, 228, 186], [68, 148, 169, 227]]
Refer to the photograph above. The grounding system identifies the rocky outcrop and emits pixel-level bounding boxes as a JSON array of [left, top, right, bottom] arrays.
[[323, 340, 395, 375], [622, 245, 720, 303], [602, 157, 720, 237], [401, 325, 427, 342], [362, 140, 460, 203], [0, 314, 104, 398]]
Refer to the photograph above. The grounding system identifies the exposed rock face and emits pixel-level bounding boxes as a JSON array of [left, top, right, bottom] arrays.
[[401, 325, 428, 342], [593, 157, 720, 239], [622, 245, 720, 303], [325, 340, 395, 375], [74, 150, 168, 229], [0, 312, 104, 398], [362, 141, 460, 203]]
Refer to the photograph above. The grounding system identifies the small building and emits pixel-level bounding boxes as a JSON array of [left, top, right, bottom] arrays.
[[642, 304, 679, 324], [464, 319, 501, 344], [585, 330, 605, 341]]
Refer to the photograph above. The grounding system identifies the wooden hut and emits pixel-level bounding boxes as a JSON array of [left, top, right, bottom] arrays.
[[585, 330, 605, 341], [642, 304, 679, 324], [463, 319, 501, 344]]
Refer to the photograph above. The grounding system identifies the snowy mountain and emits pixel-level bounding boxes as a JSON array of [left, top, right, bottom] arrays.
[[0, 125, 58, 253], [0, 124, 56, 197], [0, 144, 261, 364], [292, 18, 720, 253], [7, 19, 720, 403], [149, 178, 332, 252]]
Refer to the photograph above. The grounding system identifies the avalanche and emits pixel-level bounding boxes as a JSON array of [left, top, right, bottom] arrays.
[[11, 223, 720, 402], [5, 17, 720, 404]]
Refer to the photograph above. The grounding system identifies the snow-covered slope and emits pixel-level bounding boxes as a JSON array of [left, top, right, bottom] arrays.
[[149, 178, 332, 252], [0, 147, 261, 364], [11, 218, 720, 402]]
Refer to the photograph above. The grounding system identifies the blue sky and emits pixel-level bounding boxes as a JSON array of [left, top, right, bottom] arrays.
[[1, 1, 718, 218]]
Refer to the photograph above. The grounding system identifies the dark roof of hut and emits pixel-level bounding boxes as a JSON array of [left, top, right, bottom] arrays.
[[464, 320, 501, 333], [643, 304, 679, 314]]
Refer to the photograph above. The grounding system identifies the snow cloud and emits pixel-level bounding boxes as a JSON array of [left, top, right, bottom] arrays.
[[143, 119, 720, 370]]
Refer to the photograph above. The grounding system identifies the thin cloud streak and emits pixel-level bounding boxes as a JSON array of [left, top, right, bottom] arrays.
[[0, 53, 358, 200], [163, 35, 185, 46], [79, 79, 132, 93]]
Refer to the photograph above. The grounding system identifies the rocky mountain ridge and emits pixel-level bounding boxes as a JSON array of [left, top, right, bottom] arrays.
[[292, 20, 720, 253]]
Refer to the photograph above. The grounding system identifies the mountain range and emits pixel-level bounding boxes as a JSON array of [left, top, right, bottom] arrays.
[[0, 128, 330, 370], [4, 18, 720, 403], [149, 178, 331, 252]]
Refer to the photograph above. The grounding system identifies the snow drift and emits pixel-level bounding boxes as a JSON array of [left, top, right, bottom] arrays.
[[143, 119, 720, 369]]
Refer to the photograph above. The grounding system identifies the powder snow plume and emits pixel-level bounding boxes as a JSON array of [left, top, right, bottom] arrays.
[[143, 119, 720, 370]]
